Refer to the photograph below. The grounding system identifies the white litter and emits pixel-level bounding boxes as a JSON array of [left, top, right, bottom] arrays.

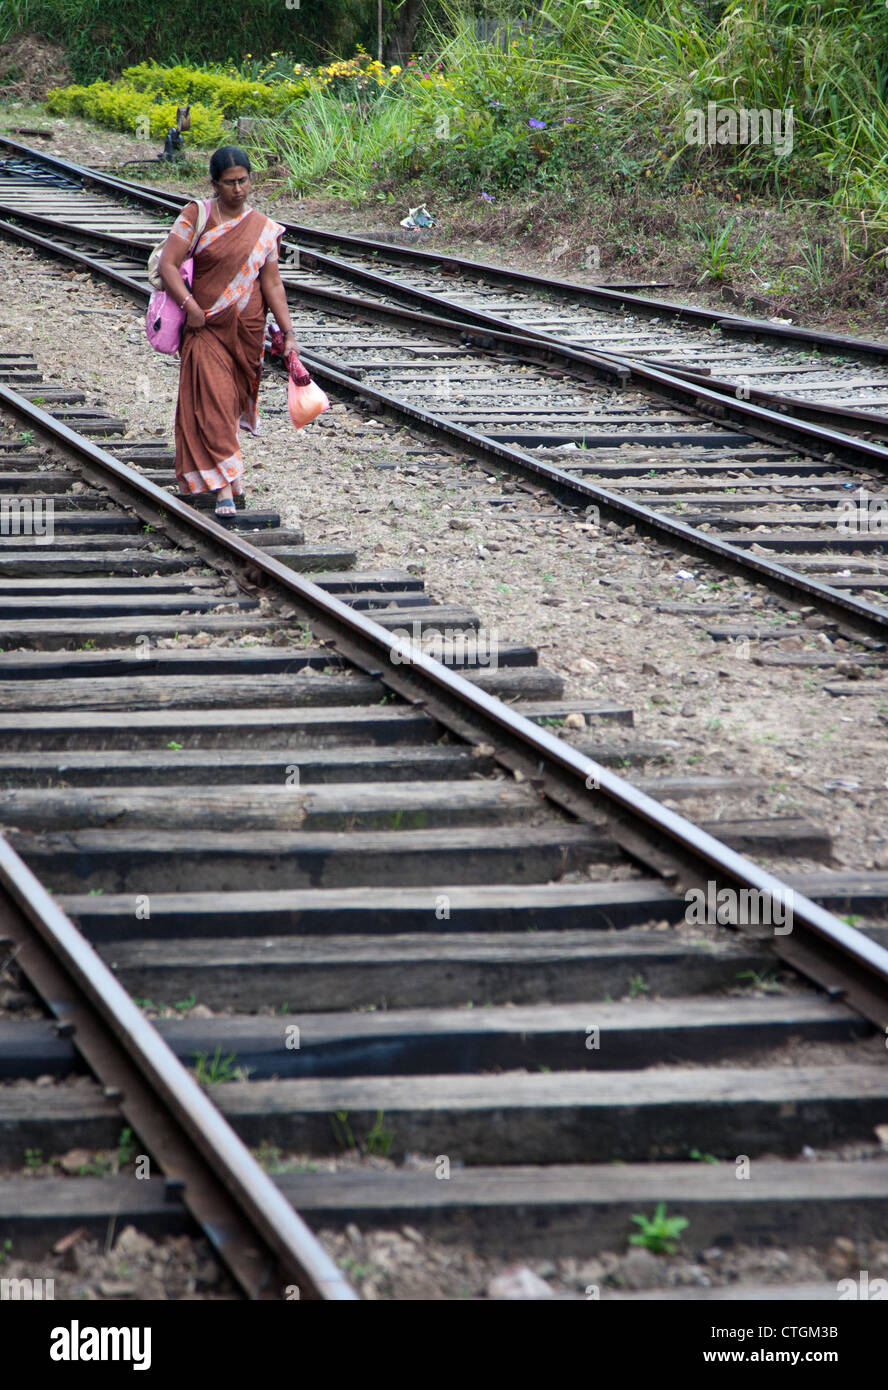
[[400, 205, 435, 229]]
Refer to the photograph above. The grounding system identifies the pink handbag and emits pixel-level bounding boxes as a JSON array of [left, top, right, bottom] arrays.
[[145, 199, 211, 354], [287, 353, 330, 429]]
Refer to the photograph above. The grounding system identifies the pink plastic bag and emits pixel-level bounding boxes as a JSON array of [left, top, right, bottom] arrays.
[[287, 353, 330, 429]]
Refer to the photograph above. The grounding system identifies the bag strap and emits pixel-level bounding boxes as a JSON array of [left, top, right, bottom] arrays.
[[187, 198, 211, 253]]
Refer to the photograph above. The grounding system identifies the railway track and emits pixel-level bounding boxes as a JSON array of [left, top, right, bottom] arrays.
[[2, 138, 888, 649], [2, 354, 888, 1300]]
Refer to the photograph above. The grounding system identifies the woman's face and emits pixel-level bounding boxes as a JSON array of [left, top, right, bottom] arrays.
[[214, 165, 250, 210]]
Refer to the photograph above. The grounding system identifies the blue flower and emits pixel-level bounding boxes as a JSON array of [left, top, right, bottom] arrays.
[[480, 192, 494, 201], [528, 118, 547, 130]]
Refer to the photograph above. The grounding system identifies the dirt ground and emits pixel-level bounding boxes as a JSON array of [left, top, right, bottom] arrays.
[[0, 39, 70, 101], [4, 1208, 884, 1302]]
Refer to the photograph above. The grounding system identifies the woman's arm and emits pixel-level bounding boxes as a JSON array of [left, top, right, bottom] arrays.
[[158, 204, 207, 331], [259, 256, 299, 355]]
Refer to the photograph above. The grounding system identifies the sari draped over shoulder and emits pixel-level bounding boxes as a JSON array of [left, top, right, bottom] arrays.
[[171, 203, 285, 495]]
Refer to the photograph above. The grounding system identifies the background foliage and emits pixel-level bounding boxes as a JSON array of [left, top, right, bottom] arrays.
[[0, 0, 432, 81]]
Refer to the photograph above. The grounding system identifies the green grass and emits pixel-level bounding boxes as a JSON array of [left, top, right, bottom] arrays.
[[32, 0, 882, 226], [116, 1128, 137, 1165], [629, 1202, 689, 1254], [265, 85, 420, 199], [330, 1108, 394, 1155], [736, 968, 782, 993], [330, 1110, 357, 1150], [193, 1046, 241, 1084], [364, 1110, 395, 1156]]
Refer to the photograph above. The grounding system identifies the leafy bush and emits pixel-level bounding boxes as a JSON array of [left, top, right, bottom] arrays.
[[44, 52, 423, 150], [121, 61, 310, 117], [46, 82, 228, 144]]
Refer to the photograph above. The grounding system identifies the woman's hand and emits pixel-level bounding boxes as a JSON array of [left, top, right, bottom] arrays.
[[261, 258, 299, 354], [185, 298, 206, 330]]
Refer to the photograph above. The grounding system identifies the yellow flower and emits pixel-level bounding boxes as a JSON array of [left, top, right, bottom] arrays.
[[389, 65, 402, 75]]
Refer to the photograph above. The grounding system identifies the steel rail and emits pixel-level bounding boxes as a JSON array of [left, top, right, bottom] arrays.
[[4, 133, 887, 363], [0, 837, 357, 1301], [628, 361, 888, 441], [3, 215, 888, 643], [254, 219, 888, 364], [4, 182, 888, 485], [257, 274, 888, 478], [3, 379, 888, 1031], [0, 215, 149, 297]]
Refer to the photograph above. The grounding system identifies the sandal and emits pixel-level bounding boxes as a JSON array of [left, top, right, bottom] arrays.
[[215, 497, 237, 517]]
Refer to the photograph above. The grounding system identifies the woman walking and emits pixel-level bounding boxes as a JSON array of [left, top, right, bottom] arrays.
[[157, 146, 299, 515]]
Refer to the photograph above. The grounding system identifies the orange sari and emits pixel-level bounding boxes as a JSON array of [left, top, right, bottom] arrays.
[[170, 203, 285, 495]]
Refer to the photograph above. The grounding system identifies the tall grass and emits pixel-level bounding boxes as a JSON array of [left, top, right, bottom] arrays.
[[0, 0, 33, 47], [538, 0, 888, 226], [268, 87, 417, 197]]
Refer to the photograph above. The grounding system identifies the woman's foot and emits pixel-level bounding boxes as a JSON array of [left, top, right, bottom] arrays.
[[215, 486, 237, 517]]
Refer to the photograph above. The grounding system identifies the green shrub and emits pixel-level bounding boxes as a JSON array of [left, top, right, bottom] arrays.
[[46, 81, 228, 144], [121, 62, 309, 117]]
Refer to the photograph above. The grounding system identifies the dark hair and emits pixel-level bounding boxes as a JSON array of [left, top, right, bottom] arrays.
[[209, 146, 252, 182]]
